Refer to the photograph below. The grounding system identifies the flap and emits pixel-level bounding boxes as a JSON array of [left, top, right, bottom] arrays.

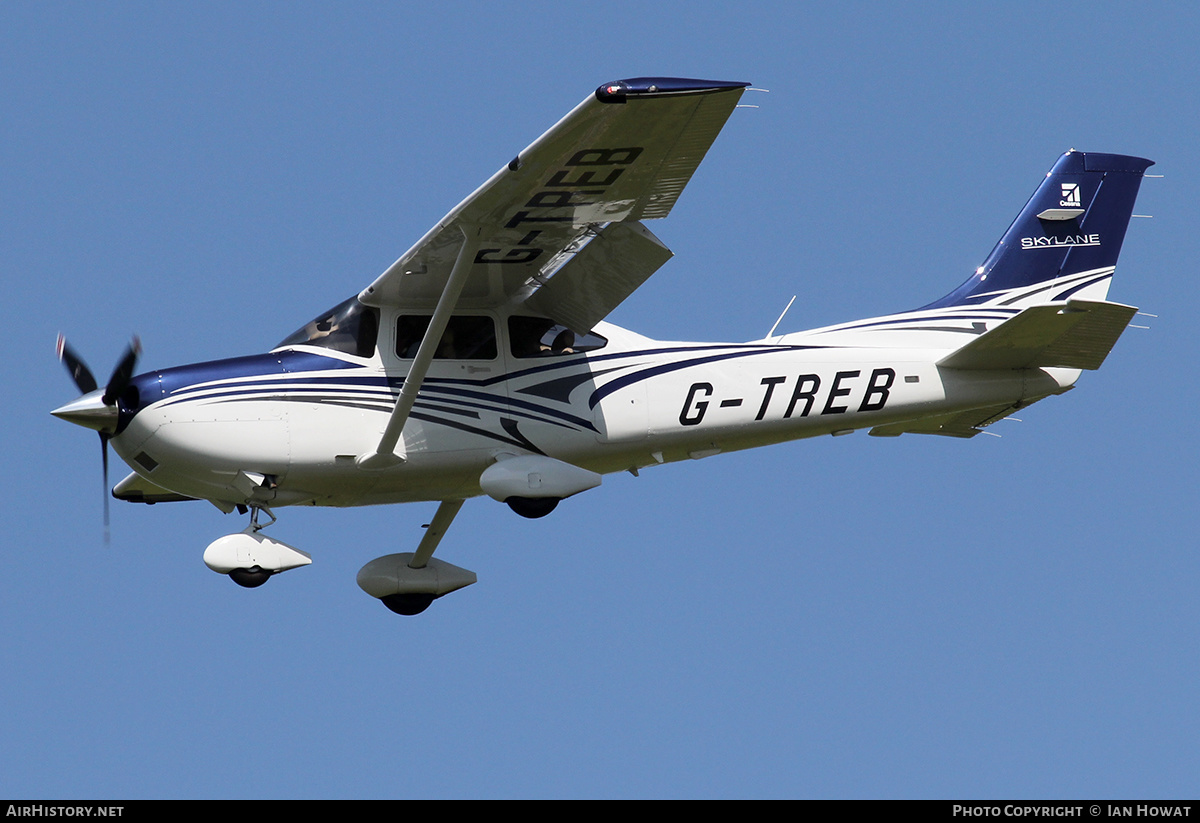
[[522, 220, 673, 334]]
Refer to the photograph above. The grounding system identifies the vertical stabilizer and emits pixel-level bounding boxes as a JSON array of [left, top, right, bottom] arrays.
[[925, 151, 1153, 309]]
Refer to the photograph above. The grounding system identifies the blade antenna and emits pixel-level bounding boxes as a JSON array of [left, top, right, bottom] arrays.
[[767, 295, 797, 339]]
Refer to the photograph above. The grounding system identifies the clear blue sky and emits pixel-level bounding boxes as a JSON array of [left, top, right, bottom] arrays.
[[4, 1, 1198, 798]]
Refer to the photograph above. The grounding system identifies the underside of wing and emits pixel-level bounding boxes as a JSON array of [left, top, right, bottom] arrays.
[[359, 78, 749, 326]]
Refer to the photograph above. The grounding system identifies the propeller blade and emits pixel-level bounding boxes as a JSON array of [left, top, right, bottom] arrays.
[[56, 334, 98, 395], [100, 433, 111, 546], [102, 336, 141, 406], [55, 334, 141, 545]]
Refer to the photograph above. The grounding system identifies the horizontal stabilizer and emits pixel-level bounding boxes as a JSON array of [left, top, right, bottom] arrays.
[[937, 300, 1137, 371], [523, 221, 672, 334], [869, 402, 1021, 438]]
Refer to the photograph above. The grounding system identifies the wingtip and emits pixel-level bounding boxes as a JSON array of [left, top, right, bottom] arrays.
[[596, 77, 751, 102]]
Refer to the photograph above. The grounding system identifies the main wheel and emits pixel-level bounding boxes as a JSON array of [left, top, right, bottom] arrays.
[[229, 566, 271, 588], [506, 496, 559, 519], [381, 593, 436, 615]]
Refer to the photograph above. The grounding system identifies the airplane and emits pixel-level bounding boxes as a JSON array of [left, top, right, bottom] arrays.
[[53, 77, 1153, 616]]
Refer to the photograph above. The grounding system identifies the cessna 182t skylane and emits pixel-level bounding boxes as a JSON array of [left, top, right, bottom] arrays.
[[53, 77, 1153, 615]]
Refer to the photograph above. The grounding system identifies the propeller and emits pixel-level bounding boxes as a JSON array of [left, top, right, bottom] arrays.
[[55, 334, 142, 543]]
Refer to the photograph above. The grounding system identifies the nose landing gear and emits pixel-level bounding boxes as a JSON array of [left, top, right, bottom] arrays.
[[228, 566, 272, 588], [203, 505, 312, 587]]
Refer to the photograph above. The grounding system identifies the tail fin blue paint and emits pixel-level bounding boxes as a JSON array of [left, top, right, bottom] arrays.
[[924, 150, 1153, 309]]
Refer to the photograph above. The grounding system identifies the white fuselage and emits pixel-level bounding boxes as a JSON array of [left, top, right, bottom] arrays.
[[109, 302, 1078, 511]]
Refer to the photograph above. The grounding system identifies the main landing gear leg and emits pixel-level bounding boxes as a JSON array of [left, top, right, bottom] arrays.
[[356, 499, 478, 615]]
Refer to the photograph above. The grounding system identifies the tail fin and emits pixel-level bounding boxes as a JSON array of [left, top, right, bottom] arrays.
[[924, 150, 1153, 309]]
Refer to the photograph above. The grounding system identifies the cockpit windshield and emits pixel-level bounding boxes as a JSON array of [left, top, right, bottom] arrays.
[[276, 296, 379, 358]]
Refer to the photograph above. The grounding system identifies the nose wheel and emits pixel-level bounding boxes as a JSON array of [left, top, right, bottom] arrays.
[[203, 505, 312, 586], [228, 566, 272, 588], [227, 507, 276, 587]]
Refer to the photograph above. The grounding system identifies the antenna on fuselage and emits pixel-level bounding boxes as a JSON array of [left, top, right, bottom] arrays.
[[767, 295, 797, 340]]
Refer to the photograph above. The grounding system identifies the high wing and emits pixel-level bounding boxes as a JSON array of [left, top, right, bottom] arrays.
[[358, 77, 749, 333]]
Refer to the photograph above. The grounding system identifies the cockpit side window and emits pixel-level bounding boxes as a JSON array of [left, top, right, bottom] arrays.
[[277, 297, 379, 358], [508, 316, 608, 358], [395, 315, 497, 360]]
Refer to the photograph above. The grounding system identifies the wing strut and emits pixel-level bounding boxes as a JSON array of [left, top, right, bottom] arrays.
[[357, 226, 479, 470]]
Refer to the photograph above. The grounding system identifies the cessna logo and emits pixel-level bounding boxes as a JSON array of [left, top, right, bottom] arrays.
[[1021, 233, 1100, 250], [1060, 182, 1081, 207]]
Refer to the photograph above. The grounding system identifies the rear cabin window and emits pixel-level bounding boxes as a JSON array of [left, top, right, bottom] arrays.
[[395, 315, 497, 360], [508, 316, 608, 358]]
